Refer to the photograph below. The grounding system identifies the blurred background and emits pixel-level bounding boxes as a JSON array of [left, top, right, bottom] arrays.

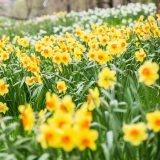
[[0, 0, 158, 20]]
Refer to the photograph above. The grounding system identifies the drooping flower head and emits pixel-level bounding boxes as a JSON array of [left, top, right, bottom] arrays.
[[0, 79, 9, 96], [19, 104, 34, 132], [98, 67, 116, 90]]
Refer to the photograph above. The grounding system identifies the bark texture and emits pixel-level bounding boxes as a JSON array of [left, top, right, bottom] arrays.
[[0, 0, 153, 19], [157, 0, 160, 13]]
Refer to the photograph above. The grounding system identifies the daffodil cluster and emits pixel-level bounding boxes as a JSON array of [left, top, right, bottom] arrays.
[[0, 12, 160, 159], [123, 110, 160, 146], [18, 92, 99, 152]]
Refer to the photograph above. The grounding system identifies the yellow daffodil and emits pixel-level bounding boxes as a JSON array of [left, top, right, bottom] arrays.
[[59, 95, 75, 113], [41, 46, 53, 58], [135, 48, 146, 62], [123, 122, 148, 146], [19, 104, 34, 132], [0, 51, 9, 61], [0, 102, 8, 114], [75, 107, 92, 130], [96, 50, 108, 64], [61, 53, 71, 65], [57, 81, 67, 93], [53, 53, 62, 64], [87, 50, 96, 61], [99, 35, 109, 46], [87, 87, 100, 110], [76, 129, 98, 151], [0, 79, 9, 96], [25, 76, 35, 86], [48, 111, 73, 129], [37, 123, 61, 148], [46, 92, 60, 111], [138, 61, 159, 85], [146, 111, 160, 132], [98, 67, 116, 90], [18, 38, 29, 47], [59, 128, 76, 151]]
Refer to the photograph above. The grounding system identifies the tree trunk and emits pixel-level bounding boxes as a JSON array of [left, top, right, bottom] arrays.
[[108, 0, 113, 7], [26, 0, 32, 19], [88, 0, 94, 9], [156, 0, 160, 13], [97, 0, 104, 8]]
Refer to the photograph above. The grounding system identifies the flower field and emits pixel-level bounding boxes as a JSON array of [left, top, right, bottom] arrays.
[[0, 2, 160, 160]]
